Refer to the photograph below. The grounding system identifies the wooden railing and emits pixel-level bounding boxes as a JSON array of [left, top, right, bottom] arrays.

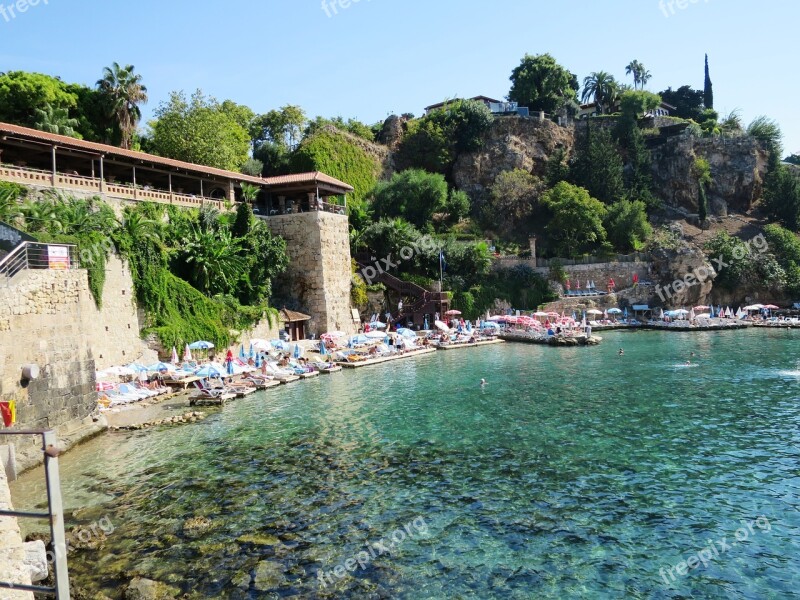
[[0, 164, 227, 210]]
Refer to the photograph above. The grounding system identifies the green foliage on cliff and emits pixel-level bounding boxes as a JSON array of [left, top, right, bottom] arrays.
[[291, 127, 380, 209], [396, 99, 493, 175], [703, 231, 785, 292], [762, 224, 800, 297], [372, 169, 455, 229], [603, 199, 652, 252], [570, 127, 625, 205]]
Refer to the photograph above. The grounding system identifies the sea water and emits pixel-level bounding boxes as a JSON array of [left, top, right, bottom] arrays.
[[10, 329, 800, 598]]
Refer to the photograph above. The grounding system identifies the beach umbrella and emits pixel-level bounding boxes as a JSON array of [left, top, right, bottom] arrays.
[[271, 339, 286, 350], [183, 343, 193, 362], [249, 343, 255, 359], [370, 321, 387, 329], [434, 320, 449, 331], [239, 344, 246, 360], [366, 330, 386, 339], [170, 346, 179, 364], [423, 317, 429, 330], [690, 308, 695, 320], [445, 310, 462, 316], [481, 321, 500, 330], [293, 344, 301, 359], [251, 339, 272, 352], [466, 321, 472, 332], [195, 365, 221, 378], [227, 359, 234, 375], [255, 353, 262, 368], [189, 340, 214, 350], [147, 362, 172, 373], [659, 308, 665, 320], [694, 305, 709, 311], [624, 307, 628, 318], [608, 308, 622, 314], [397, 328, 418, 339], [587, 309, 603, 315], [763, 304, 779, 310]]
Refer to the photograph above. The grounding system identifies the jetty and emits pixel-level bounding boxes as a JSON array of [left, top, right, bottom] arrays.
[[435, 339, 505, 350], [338, 347, 436, 369], [499, 332, 601, 346]]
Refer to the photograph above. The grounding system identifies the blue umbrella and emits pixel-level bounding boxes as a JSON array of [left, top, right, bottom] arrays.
[[466, 321, 472, 332], [249, 343, 255, 359], [195, 365, 221, 378], [623, 307, 628, 318], [227, 359, 234, 375], [319, 340, 327, 356], [384, 335, 390, 345], [239, 344, 246, 360], [255, 354, 262, 368], [293, 344, 300, 359], [188, 340, 214, 350], [423, 317, 429, 330]]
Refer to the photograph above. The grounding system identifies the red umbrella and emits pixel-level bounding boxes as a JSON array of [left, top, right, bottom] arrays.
[[445, 310, 462, 316], [763, 304, 780, 310]]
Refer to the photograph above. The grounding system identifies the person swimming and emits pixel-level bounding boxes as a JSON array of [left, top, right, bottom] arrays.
[[480, 378, 487, 386], [618, 348, 624, 356]]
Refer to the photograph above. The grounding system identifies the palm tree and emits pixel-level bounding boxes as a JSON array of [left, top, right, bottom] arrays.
[[240, 183, 261, 204], [34, 104, 80, 138], [19, 199, 62, 234], [180, 226, 245, 296], [581, 72, 619, 114], [97, 63, 148, 150], [639, 69, 652, 89], [117, 209, 162, 248]]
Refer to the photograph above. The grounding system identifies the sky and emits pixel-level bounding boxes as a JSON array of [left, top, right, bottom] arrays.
[[1, 0, 798, 155]]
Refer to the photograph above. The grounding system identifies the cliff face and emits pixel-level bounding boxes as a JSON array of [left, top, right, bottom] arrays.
[[447, 117, 767, 218], [451, 117, 575, 204], [649, 135, 768, 215]]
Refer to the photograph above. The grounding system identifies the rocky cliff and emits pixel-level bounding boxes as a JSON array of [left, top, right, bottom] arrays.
[[649, 135, 769, 215], [451, 117, 574, 204]]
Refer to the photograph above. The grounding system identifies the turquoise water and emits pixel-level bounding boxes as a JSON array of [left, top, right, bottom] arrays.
[[11, 330, 800, 598]]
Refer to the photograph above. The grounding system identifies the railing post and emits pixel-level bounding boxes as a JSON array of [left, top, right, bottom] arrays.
[[42, 431, 70, 599]]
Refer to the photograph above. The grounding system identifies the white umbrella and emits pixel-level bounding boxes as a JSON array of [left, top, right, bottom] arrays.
[[434, 320, 450, 331], [365, 330, 386, 339], [250, 339, 273, 351], [587, 309, 603, 315]]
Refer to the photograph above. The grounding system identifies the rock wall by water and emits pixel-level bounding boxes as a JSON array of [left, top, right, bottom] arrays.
[[0, 464, 33, 599]]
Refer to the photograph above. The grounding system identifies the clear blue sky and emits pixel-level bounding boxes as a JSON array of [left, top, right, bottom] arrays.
[[1, 0, 798, 155]]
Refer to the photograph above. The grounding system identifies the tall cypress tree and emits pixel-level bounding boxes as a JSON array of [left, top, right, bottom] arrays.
[[704, 54, 714, 109]]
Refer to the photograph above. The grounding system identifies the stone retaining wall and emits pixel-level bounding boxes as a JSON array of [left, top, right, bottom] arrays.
[[0, 447, 33, 598]]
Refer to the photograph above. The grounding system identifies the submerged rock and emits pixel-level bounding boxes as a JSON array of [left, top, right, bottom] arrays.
[[182, 516, 213, 536], [236, 533, 281, 546], [253, 560, 287, 591], [123, 577, 180, 599]]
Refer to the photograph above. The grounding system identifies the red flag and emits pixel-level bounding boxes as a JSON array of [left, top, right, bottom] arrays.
[[0, 402, 12, 427]]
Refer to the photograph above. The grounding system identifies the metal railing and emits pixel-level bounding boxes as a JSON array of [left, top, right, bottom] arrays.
[[0, 430, 70, 597], [0, 242, 79, 285]]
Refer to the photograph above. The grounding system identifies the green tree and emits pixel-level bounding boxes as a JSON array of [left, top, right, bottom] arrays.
[[786, 154, 800, 166], [604, 199, 652, 251], [305, 116, 376, 141], [396, 99, 493, 175], [444, 189, 470, 225], [232, 200, 254, 239], [149, 90, 250, 171], [545, 147, 570, 186], [178, 225, 245, 296], [581, 71, 619, 114], [507, 53, 579, 114], [704, 54, 713, 109], [97, 63, 148, 149], [541, 182, 607, 257], [762, 165, 800, 231], [763, 224, 800, 296], [240, 158, 264, 177], [0, 71, 78, 128], [251, 105, 307, 149], [570, 126, 625, 204], [619, 90, 662, 121], [33, 104, 80, 137], [0, 182, 25, 224], [658, 85, 705, 121], [486, 169, 545, 238], [371, 169, 449, 228]]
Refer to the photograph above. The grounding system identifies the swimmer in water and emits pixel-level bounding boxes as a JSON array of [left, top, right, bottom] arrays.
[[480, 378, 487, 386], [618, 348, 624, 356]]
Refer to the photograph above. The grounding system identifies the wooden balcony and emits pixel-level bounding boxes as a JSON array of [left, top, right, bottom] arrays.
[[0, 164, 228, 210]]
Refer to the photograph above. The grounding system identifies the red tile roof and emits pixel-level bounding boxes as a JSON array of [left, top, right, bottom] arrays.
[[263, 171, 354, 192], [1, 122, 349, 188]]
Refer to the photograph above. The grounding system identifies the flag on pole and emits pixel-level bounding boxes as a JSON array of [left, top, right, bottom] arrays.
[[0, 400, 15, 427], [439, 250, 447, 273]]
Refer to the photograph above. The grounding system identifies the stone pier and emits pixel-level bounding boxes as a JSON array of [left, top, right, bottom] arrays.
[[0, 465, 33, 599]]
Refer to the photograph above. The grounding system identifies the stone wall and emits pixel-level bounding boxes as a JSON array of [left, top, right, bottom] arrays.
[[266, 211, 357, 336], [493, 258, 651, 291], [0, 464, 33, 598]]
